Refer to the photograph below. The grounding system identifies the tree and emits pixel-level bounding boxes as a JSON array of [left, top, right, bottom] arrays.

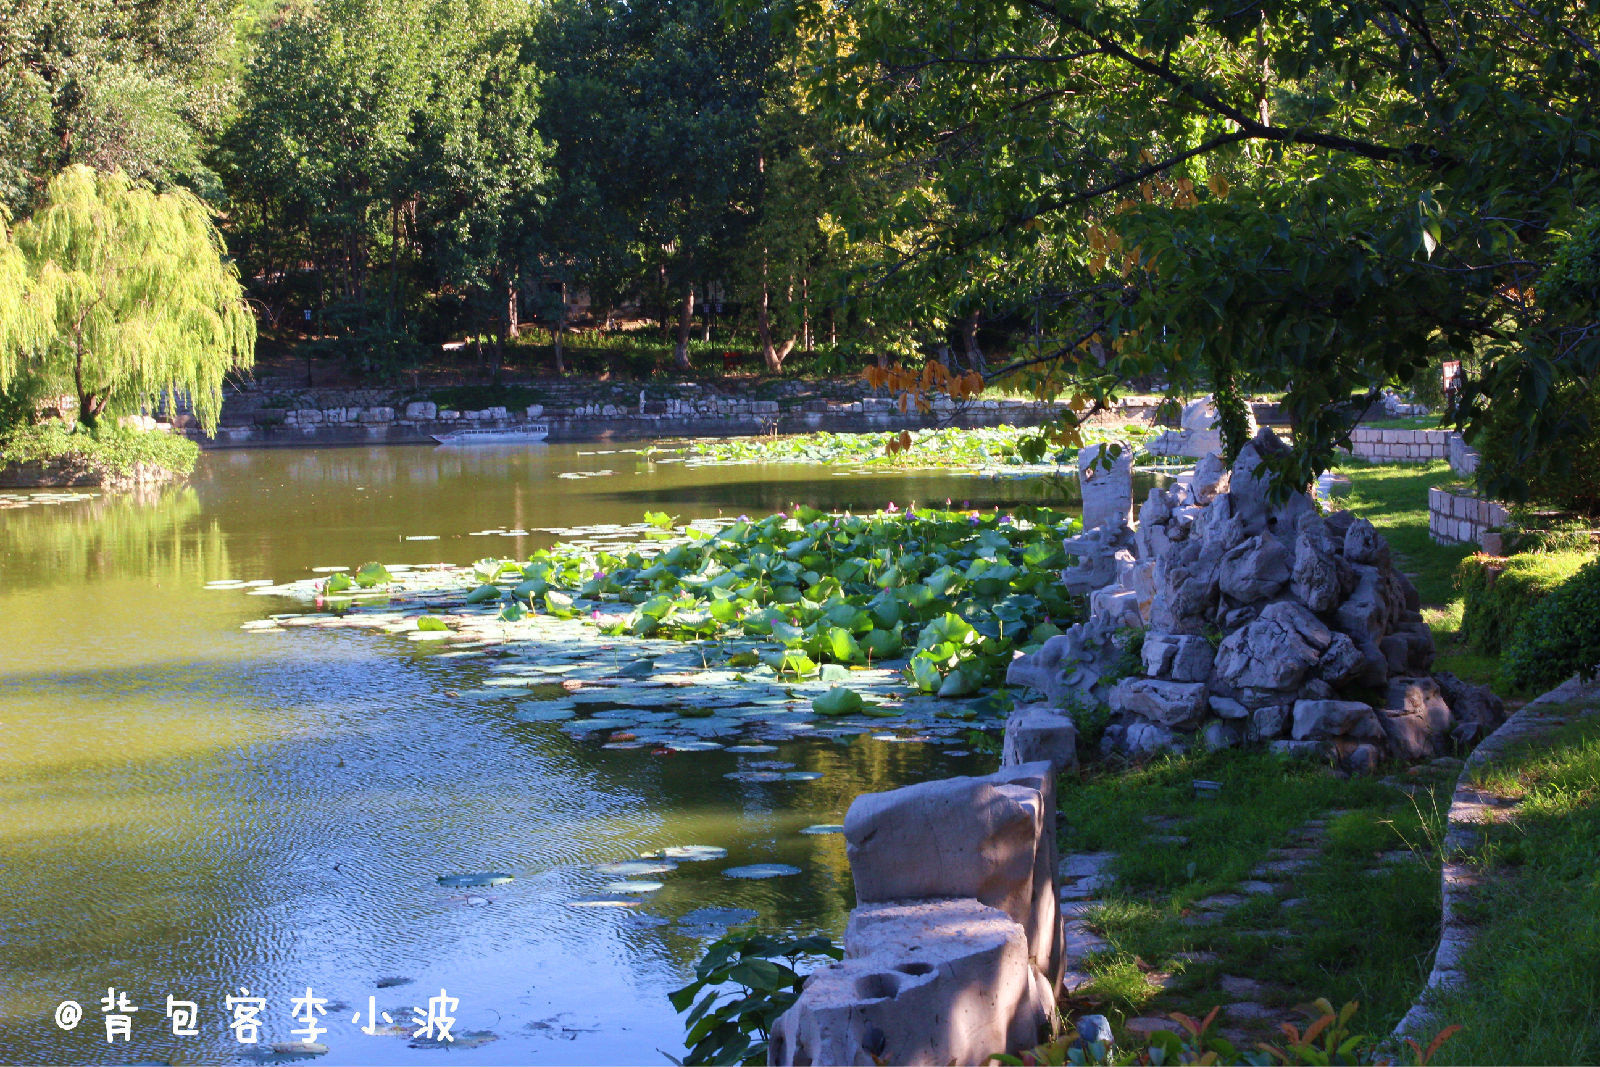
[[414, 0, 552, 379], [537, 0, 768, 370], [0, 166, 255, 432], [0, 0, 237, 214], [782, 0, 1600, 490]]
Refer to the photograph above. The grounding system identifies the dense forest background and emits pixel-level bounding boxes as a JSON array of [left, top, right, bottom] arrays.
[[3, 1, 1598, 496]]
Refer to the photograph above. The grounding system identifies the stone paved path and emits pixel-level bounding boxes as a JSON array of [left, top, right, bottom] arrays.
[[1058, 784, 1455, 1048]]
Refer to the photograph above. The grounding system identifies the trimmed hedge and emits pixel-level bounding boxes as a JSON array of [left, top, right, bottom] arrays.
[[1502, 555, 1600, 692], [1456, 550, 1590, 656]]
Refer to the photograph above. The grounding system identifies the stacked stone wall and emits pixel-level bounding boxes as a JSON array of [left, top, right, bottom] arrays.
[[1428, 487, 1509, 547], [1346, 427, 1453, 463]]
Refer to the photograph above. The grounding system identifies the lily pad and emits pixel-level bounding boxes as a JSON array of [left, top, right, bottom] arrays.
[[604, 880, 664, 894], [801, 824, 845, 835], [657, 845, 727, 862], [512, 704, 577, 723], [568, 897, 639, 908], [594, 860, 677, 877], [724, 744, 780, 753], [436, 872, 514, 888], [724, 770, 785, 783], [723, 863, 802, 879], [784, 771, 824, 781], [677, 906, 758, 927], [411, 1029, 499, 1050]]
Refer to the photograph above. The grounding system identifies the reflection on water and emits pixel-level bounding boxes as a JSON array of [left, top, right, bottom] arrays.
[[0, 444, 1082, 1065]]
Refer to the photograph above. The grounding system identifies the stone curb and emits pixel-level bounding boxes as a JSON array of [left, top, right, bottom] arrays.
[[1391, 675, 1598, 1040]]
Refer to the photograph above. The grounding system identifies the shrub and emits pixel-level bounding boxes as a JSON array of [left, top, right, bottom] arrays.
[[1456, 550, 1591, 655], [1478, 382, 1600, 517], [1501, 556, 1600, 692], [0, 421, 199, 478], [670, 932, 842, 1066]]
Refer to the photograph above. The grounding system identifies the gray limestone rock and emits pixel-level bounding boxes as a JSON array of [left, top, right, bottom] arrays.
[[1110, 678, 1209, 727], [1209, 695, 1250, 719], [769, 898, 1056, 1067], [1316, 631, 1367, 686], [1192, 451, 1230, 502], [1218, 534, 1293, 603], [1202, 720, 1243, 750], [1435, 671, 1507, 745], [1214, 608, 1323, 691], [1291, 699, 1384, 741], [1124, 720, 1183, 756], [1343, 518, 1389, 566], [1079, 442, 1134, 532], [1002, 705, 1079, 773], [1250, 704, 1289, 740], [1141, 634, 1216, 683]]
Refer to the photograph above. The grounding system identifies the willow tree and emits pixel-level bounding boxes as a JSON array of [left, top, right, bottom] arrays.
[[2, 166, 255, 432]]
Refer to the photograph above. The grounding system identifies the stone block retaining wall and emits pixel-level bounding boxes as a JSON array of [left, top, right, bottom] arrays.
[[1428, 486, 1509, 546], [189, 387, 1163, 448], [1347, 427, 1453, 462]]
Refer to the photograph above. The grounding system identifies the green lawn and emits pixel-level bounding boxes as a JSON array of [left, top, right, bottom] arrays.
[[1430, 707, 1600, 1065], [1336, 461, 1493, 685], [1056, 747, 1455, 1045]]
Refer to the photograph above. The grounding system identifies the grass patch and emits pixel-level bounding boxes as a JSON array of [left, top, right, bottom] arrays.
[[1456, 549, 1590, 658], [1360, 414, 1442, 431], [1335, 461, 1489, 684], [0, 421, 199, 478], [1430, 710, 1600, 1065], [1058, 747, 1453, 1039]]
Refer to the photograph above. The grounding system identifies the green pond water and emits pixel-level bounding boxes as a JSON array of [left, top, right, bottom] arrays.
[[0, 442, 1086, 1066]]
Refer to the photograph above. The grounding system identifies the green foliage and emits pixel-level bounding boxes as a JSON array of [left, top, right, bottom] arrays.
[[675, 424, 1152, 469], [1501, 557, 1600, 692], [776, 0, 1600, 493], [0, 166, 255, 432], [0, 0, 235, 213], [1478, 381, 1600, 517], [1002, 999, 1458, 1066], [669, 931, 842, 1066], [1431, 714, 1600, 1065], [1456, 550, 1591, 657], [0, 421, 199, 477]]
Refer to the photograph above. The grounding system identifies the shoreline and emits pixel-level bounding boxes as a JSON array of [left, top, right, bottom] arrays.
[[188, 398, 1171, 450]]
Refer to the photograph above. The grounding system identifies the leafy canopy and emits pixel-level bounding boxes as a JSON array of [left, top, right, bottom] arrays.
[[778, 0, 1600, 491], [1, 166, 255, 431]]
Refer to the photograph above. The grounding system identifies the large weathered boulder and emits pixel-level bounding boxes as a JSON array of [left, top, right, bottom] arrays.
[[768, 899, 1055, 1067], [1001, 704, 1079, 773], [844, 763, 1063, 989]]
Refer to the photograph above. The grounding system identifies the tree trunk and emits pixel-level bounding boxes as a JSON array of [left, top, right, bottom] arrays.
[[674, 284, 694, 370], [962, 310, 987, 373], [551, 283, 567, 375], [802, 274, 811, 352], [72, 346, 104, 429], [507, 277, 520, 339], [758, 251, 796, 372], [387, 201, 401, 328]]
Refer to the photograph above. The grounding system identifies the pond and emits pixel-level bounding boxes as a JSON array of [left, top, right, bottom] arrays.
[[0, 442, 1085, 1066]]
